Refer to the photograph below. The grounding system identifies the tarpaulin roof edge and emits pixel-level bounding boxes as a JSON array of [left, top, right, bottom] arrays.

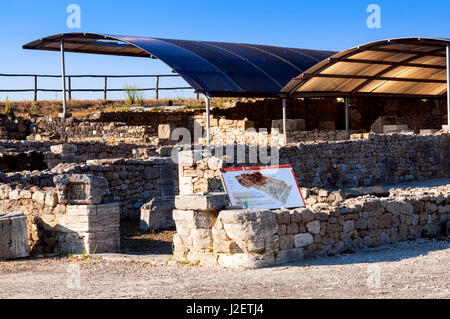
[[282, 37, 450, 98], [23, 32, 336, 98]]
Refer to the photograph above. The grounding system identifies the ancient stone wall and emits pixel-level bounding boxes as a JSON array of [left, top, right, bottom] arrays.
[[286, 130, 352, 143], [88, 109, 203, 126], [178, 133, 450, 193], [29, 117, 155, 142], [212, 97, 447, 132], [173, 187, 449, 268], [210, 98, 347, 131], [0, 140, 149, 171], [0, 115, 29, 140], [0, 176, 120, 255], [371, 115, 446, 134], [0, 157, 177, 219]]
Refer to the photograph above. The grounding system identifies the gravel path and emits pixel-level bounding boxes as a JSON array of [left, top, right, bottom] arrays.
[[0, 238, 448, 299]]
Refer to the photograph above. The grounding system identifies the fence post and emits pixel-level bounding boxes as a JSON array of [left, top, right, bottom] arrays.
[[68, 76, 72, 100], [155, 76, 159, 100], [104, 76, 108, 100], [34, 75, 38, 101]]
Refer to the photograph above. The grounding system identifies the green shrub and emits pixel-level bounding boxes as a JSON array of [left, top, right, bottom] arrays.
[[4, 97, 12, 115], [30, 100, 38, 115], [124, 84, 144, 106]]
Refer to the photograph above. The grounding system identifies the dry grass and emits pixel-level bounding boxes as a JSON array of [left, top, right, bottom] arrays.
[[0, 98, 221, 118]]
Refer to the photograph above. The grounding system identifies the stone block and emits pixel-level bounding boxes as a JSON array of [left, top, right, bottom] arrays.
[[32, 191, 46, 205], [158, 124, 175, 140], [383, 125, 408, 134], [0, 212, 30, 260], [50, 144, 77, 155], [54, 174, 109, 205], [220, 209, 278, 253], [385, 201, 414, 215], [279, 234, 294, 250], [55, 203, 120, 254], [275, 210, 290, 224], [272, 119, 306, 133], [420, 129, 437, 135], [191, 229, 213, 251], [306, 221, 321, 235], [175, 193, 229, 212], [140, 197, 175, 231]]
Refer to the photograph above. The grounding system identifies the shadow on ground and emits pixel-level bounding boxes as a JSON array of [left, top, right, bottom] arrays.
[[278, 238, 449, 269], [120, 218, 175, 255]]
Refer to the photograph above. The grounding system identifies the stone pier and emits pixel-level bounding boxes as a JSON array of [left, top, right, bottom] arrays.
[[0, 212, 30, 260]]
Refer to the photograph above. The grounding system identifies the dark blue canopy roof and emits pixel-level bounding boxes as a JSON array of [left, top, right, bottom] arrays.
[[23, 33, 335, 97]]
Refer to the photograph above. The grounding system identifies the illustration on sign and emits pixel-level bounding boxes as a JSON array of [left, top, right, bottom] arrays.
[[220, 164, 305, 210]]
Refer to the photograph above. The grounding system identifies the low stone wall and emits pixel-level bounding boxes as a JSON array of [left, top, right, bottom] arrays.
[[191, 113, 285, 146], [88, 109, 202, 127], [0, 115, 29, 140], [29, 117, 155, 142], [371, 115, 445, 134], [0, 184, 120, 255], [173, 187, 449, 268], [1, 157, 176, 219], [177, 133, 450, 192], [286, 130, 352, 143]]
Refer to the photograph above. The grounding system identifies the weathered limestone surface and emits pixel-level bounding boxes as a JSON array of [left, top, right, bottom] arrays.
[[56, 203, 121, 254], [383, 125, 409, 134], [173, 186, 450, 269], [54, 174, 109, 205], [0, 212, 30, 260], [1, 157, 176, 219], [140, 197, 175, 231], [175, 193, 229, 212], [272, 119, 306, 132]]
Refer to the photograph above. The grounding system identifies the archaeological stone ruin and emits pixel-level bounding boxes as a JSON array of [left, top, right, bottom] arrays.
[[0, 97, 449, 267]]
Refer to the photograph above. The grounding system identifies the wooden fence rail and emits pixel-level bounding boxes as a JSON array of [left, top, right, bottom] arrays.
[[0, 73, 200, 100]]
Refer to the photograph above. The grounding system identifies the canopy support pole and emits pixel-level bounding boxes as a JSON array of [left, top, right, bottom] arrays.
[[282, 98, 287, 144], [204, 95, 211, 145], [447, 44, 450, 127], [345, 98, 350, 132], [60, 39, 67, 117]]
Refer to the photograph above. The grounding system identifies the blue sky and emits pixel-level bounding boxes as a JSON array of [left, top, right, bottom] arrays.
[[0, 0, 449, 100]]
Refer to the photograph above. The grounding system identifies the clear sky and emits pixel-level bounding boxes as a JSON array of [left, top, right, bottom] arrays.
[[0, 0, 449, 101]]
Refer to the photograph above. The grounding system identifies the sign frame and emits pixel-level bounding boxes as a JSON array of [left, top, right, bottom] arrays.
[[219, 164, 305, 210]]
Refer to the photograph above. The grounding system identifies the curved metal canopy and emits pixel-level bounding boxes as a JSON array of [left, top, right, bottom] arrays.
[[282, 37, 450, 98], [23, 32, 335, 97]]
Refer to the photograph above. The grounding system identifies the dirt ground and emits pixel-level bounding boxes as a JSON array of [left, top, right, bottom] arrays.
[[0, 238, 448, 299], [120, 218, 175, 254]]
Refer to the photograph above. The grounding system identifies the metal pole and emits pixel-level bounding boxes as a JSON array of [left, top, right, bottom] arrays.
[[155, 76, 159, 100], [345, 98, 350, 131], [205, 95, 211, 145], [60, 39, 67, 116], [104, 76, 108, 100], [68, 76, 72, 100], [447, 44, 450, 126], [34, 75, 38, 101], [282, 98, 287, 134]]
